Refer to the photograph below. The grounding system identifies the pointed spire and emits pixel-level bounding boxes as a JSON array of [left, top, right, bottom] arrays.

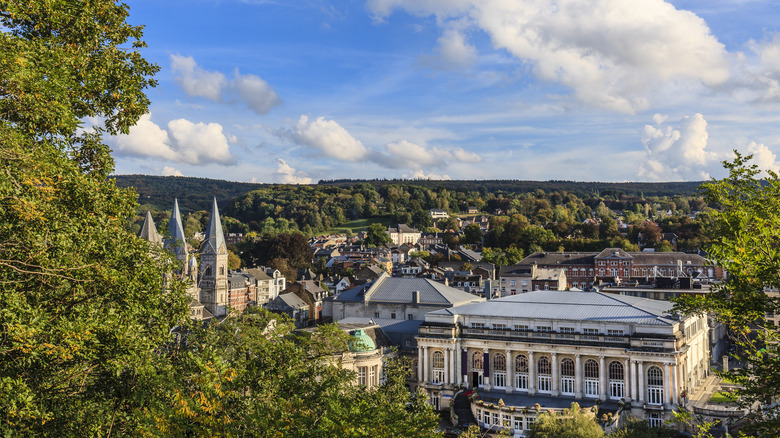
[[164, 198, 188, 262], [201, 197, 226, 254], [138, 211, 162, 244]]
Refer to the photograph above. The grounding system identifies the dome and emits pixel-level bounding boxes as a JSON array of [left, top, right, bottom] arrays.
[[349, 329, 376, 352]]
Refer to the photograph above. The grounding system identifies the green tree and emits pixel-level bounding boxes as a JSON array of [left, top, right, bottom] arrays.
[[463, 223, 483, 245], [528, 403, 604, 438], [0, 0, 189, 433], [674, 152, 780, 436], [364, 223, 391, 247]]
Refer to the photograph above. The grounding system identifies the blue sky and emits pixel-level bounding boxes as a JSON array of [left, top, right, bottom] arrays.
[[111, 0, 780, 183]]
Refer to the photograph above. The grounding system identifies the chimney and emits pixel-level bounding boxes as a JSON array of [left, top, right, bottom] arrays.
[[412, 290, 420, 304]]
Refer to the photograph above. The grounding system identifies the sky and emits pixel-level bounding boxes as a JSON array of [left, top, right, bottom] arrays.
[[111, 0, 780, 183]]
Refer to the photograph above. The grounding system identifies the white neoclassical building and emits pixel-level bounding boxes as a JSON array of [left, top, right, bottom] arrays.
[[415, 291, 709, 434]]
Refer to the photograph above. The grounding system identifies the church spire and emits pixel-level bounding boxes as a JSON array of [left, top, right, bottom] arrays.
[[138, 211, 162, 245], [201, 197, 226, 254], [164, 198, 188, 263]]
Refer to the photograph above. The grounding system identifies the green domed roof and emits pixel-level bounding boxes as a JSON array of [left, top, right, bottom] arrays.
[[349, 329, 376, 352]]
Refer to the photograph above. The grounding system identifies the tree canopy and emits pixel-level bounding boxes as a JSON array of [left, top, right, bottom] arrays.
[[674, 152, 780, 436]]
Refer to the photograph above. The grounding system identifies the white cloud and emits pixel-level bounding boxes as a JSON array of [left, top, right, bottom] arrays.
[[638, 113, 716, 180], [170, 54, 226, 101], [382, 140, 482, 169], [368, 0, 730, 113], [161, 166, 184, 177], [231, 71, 282, 114], [404, 169, 452, 180], [422, 28, 477, 69], [746, 141, 780, 174], [287, 115, 370, 161], [170, 55, 282, 114], [114, 114, 235, 165], [276, 159, 312, 184]]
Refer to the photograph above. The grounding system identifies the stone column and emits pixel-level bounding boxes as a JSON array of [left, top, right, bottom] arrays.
[[575, 354, 582, 399], [551, 352, 559, 396], [423, 346, 429, 384], [673, 362, 679, 404], [483, 348, 491, 390], [450, 346, 457, 385], [443, 348, 450, 385], [630, 360, 637, 402], [666, 363, 673, 405], [599, 356, 607, 401], [624, 358, 630, 400], [418, 345, 423, 383], [506, 349, 513, 393], [528, 351, 536, 394], [637, 361, 645, 404]]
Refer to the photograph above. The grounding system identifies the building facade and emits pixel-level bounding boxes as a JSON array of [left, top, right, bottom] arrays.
[[415, 291, 709, 433]]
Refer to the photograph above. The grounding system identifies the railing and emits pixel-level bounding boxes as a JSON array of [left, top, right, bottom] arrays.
[[458, 328, 631, 344]]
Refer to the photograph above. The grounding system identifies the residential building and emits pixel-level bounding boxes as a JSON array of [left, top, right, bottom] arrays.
[[499, 265, 567, 296], [430, 209, 449, 219], [387, 223, 422, 246]]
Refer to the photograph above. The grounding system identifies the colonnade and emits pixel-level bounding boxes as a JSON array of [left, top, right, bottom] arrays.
[[418, 342, 681, 406]]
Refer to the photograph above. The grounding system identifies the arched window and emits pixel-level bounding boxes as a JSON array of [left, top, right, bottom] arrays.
[[608, 361, 624, 399], [537, 356, 551, 393], [204, 265, 212, 277], [432, 351, 445, 384], [584, 359, 599, 397], [219, 265, 224, 275], [472, 352, 483, 371], [493, 354, 507, 388], [515, 354, 528, 390], [647, 366, 664, 405], [560, 358, 575, 395], [493, 353, 506, 371]]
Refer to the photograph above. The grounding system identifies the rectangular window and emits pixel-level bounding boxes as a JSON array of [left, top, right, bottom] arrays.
[[514, 324, 529, 331], [492, 412, 499, 426], [513, 416, 523, 432], [390, 312, 396, 319], [526, 417, 535, 430], [607, 329, 624, 336], [537, 326, 552, 332], [560, 327, 575, 333], [432, 369, 445, 384], [648, 413, 663, 428], [472, 322, 485, 328], [585, 379, 599, 398], [369, 366, 376, 387], [408, 314, 414, 320], [515, 372, 528, 390], [538, 375, 551, 392], [358, 367, 367, 386], [560, 376, 575, 395], [510, 280, 517, 286], [493, 323, 507, 329], [522, 280, 528, 285], [374, 312, 380, 318], [494, 372, 506, 388]]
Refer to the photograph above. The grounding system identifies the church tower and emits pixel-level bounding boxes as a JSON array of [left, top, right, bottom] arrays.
[[138, 211, 163, 245], [199, 197, 229, 317], [163, 199, 190, 277]]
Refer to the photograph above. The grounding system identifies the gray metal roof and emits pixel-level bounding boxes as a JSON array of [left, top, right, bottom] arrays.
[[201, 197, 226, 254], [337, 317, 423, 335], [335, 273, 484, 306], [429, 290, 677, 325]]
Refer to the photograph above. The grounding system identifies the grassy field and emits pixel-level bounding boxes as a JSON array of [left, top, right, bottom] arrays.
[[709, 391, 737, 403], [328, 217, 394, 233]]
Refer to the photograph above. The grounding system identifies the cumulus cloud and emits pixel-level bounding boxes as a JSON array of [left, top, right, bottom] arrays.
[[276, 159, 312, 184], [169, 55, 281, 114], [276, 115, 482, 171], [638, 113, 716, 180], [284, 115, 370, 161], [368, 0, 730, 113], [421, 28, 478, 69], [746, 142, 780, 174], [170, 54, 226, 101], [114, 114, 235, 165], [161, 166, 184, 177]]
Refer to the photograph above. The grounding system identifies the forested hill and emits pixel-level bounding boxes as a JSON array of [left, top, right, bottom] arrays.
[[114, 174, 705, 211], [113, 175, 269, 211], [318, 179, 705, 198]]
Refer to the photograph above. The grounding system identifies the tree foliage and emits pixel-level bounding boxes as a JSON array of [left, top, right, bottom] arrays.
[[0, 0, 190, 433], [528, 403, 604, 438], [674, 152, 780, 436], [364, 223, 391, 247]]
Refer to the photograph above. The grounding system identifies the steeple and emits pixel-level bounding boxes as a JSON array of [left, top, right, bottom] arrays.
[[138, 211, 162, 245], [201, 197, 226, 255], [164, 198, 188, 263]]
